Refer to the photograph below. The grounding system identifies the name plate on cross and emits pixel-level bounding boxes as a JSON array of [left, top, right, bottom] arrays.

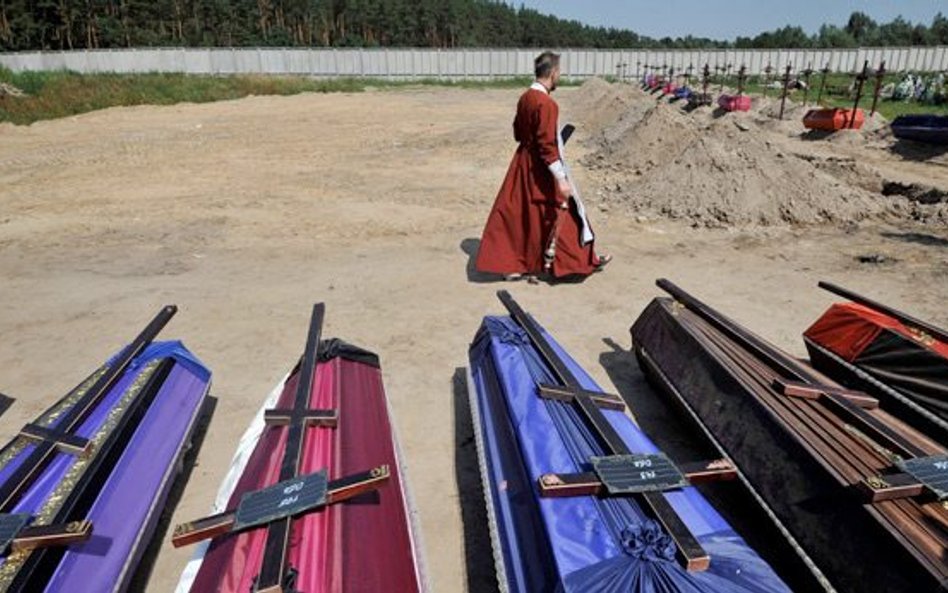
[[591, 453, 689, 495], [897, 454, 948, 501], [233, 470, 329, 531]]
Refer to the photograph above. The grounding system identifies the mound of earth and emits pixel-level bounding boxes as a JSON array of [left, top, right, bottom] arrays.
[[571, 81, 947, 227], [566, 78, 650, 138], [584, 102, 698, 176]]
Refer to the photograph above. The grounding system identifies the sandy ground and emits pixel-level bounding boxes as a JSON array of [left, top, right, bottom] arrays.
[[0, 85, 947, 592]]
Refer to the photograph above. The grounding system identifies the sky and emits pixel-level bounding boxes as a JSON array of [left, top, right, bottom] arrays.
[[514, 1, 945, 40]]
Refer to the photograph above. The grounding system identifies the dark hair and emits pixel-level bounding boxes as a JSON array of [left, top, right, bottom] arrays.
[[534, 51, 560, 79]]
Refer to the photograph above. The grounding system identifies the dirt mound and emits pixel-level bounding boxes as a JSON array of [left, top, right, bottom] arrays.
[[585, 102, 698, 175], [573, 81, 946, 227], [750, 96, 808, 136], [608, 131, 891, 227], [567, 78, 649, 137]]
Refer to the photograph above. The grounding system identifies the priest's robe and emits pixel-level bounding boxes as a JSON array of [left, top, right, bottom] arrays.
[[475, 84, 600, 278]]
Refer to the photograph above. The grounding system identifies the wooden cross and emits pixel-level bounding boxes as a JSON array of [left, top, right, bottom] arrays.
[[772, 374, 939, 505], [0, 514, 92, 553], [536, 383, 625, 411], [171, 304, 390, 593], [263, 408, 337, 428], [171, 466, 390, 547], [18, 423, 91, 456], [539, 459, 736, 498], [772, 378, 879, 409]]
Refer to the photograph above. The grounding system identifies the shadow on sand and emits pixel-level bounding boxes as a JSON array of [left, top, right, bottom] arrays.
[[0, 392, 14, 419], [889, 139, 948, 162], [452, 367, 499, 593], [461, 237, 504, 284], [881, 231, 948, 248]]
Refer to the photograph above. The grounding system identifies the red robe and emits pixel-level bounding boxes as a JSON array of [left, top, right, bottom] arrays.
[[476, 85, 599, 278]]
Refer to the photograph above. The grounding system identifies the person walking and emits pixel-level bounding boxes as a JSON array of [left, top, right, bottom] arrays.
[[475, 51, 610, 282]]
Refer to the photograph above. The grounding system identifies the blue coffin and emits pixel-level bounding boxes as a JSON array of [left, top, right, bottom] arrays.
[[468, 315, 791, 593]]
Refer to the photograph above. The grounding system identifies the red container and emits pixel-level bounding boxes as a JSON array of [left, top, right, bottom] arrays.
[[662, 83, 677, 95], [803, 108, 865, 131], [717, 94, 751, 112]]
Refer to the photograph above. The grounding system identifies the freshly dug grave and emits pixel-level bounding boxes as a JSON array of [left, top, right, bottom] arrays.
[[569, 79, 946, 228]]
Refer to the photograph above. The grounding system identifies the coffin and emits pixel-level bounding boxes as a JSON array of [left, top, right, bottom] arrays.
[[0, 307, 210, 593], [803, 108, 864, 131], [176, 336, 425, 593], [891, 115, 948, 145], [805, 300, 948, 442], [631, 284, 948, 593], [469, 295, 792, 593], [716, 94, 751, 112]]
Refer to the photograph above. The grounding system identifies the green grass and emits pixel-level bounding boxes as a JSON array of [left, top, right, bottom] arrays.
[[0, 69, 587, 125], [698, 72, 948, 120], [2, 67, 942, 125], [0, 68, 370, 125]]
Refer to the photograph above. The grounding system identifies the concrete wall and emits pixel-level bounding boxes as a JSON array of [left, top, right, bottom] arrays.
[[1, 47, 946, 77]]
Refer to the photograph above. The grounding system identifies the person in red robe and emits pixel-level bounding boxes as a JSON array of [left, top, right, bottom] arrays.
[[475, 51, 610, 281]]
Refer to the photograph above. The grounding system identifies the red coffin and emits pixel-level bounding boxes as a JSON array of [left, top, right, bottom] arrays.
[[803, 108, 865, 131], [804, 302, 948, 439], [717, 94, 751, 112], [183, 349, 424, 593]]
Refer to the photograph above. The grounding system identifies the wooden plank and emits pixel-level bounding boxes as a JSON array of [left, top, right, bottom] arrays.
[[496, 290, 710, 572], [678, 460, 738, 483], [538, 459, 736, 498], [538, 472, 602, 497], [819, 392, 927, 459], [860, 473, 926, 502], [11, 520, 92, 552], [772, 378, 879, 409]]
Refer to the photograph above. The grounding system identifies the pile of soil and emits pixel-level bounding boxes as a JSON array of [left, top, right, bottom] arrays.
[[569, 79, 947, 228], [585, 102, 699, 176], [567, 78, 649, 138]]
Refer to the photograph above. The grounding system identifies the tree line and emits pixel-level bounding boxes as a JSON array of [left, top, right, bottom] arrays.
[[1, 1, 946, 52]]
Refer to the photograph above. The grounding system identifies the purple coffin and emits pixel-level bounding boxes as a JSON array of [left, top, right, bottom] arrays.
[[0, 340, 210, 592], [44, 362, 208, 592]]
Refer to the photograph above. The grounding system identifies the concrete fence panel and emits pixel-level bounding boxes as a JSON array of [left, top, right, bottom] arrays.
[[1, 47, 945, 78]]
